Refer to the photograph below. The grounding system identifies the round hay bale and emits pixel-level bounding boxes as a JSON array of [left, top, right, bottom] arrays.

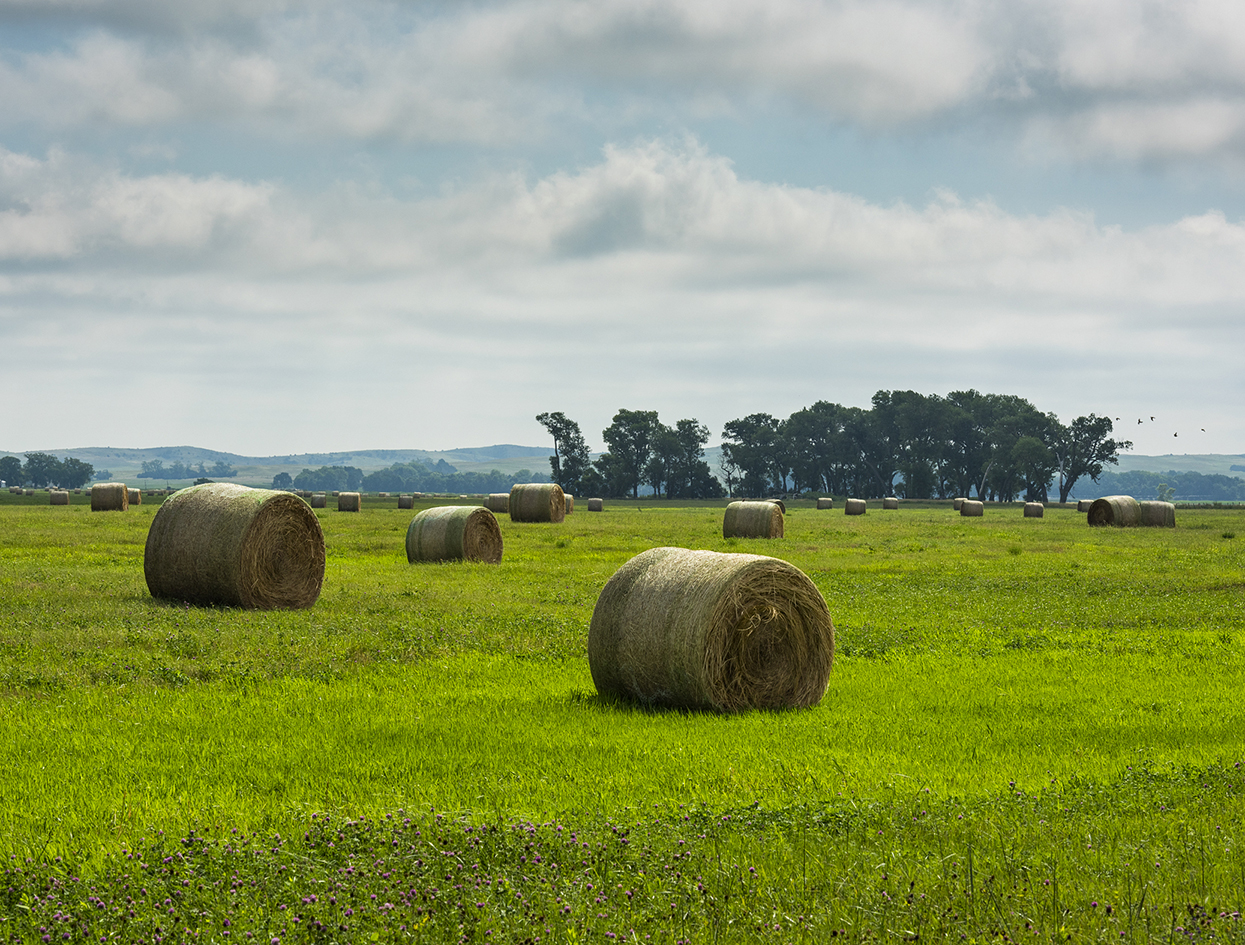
[[588, 547, 834, 711], [588, 497, 604, 512], [23, 489, 33, 496], [310, 493, 326, 509], [144, 483, 325, 609], [484, 493, 509, 514], [406, 506, 503, 564], [398, 494, 414, 510], [128, 488, 142, 506], [332, 491, 340, 497], [378, 492, 389, 498], [769, 499, 786, 514], [1138, 500, 1176, 527], [1023, 501, 1044, 518], [91, 482, 129, 512], [844, 498, 866, 516], [50, 490, 69, 506], [816, 497, 833, 510], [882, 496, 899, 510], [509, 483, 566, 523], [1087, 495, 1140, 527], [73, 489, 81, 494], [723, 501, 784, 539], [1076, 499, 1094, 513], [337, 492, 361, 512], [960, 500, 984, 517], [953, 497, 966, 510], [565, 494, 575, 514]]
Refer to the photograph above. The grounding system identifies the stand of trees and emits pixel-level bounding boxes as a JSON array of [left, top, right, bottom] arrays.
[[139, 460, 237, 480], [292, 465, 364, 492], [359, 461, 547, 494], [0, 453, 95, 489]]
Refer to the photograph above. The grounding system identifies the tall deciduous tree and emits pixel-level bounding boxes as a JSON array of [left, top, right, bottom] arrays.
[[599, 409, 660, 498], [536, 411, 593, 494], [0, 455, 23, 486], [59, 458, 95, 489], [1052, 415, 1131, 503], [21, 452, 63, 487]]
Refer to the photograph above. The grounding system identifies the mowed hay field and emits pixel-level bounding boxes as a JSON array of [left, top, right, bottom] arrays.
[[2, 491, 1245, 942]]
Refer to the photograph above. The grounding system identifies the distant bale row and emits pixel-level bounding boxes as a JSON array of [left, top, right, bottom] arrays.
[[91, 482, 129, 512], [406, 506, 503, 564], [510, 483, 565, 523], [723, 500, 783, 539]]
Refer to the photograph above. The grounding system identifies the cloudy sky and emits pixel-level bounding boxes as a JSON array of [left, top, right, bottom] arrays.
[[2, 0, 1244, 457]]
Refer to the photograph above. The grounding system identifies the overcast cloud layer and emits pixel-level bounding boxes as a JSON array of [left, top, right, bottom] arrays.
[[1, 0, 1243, 457]]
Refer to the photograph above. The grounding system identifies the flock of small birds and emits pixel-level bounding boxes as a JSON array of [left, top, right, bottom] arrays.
[[1117, 416, 1206, 438]]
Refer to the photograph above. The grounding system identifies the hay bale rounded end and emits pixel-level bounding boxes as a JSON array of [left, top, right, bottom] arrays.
[[960, 500, 984, 517], [1023, 501, 1044, 518], [844, 497, 866, 515], [588, 547, 834, 712], [1076, 499, 1094, 513], [1087, 495, 1140, 527], [587, 497, 604, 512], [565, 494, 575, 514], [723, 500, 783, 539], [406, 506, 503, 564], [509, 483, 566, 523], [144, 483, 325, 610], [337, 492, 361, 512], [91, 482, 129, 512]]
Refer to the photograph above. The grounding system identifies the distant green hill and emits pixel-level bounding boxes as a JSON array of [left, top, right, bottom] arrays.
[[1113, 453, 1245, 477]]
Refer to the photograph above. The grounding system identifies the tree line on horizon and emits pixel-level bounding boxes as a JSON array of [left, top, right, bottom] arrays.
[[0, 452, 97, 490], [538, 390, 1133, 502], [277, 460, 550, 495]]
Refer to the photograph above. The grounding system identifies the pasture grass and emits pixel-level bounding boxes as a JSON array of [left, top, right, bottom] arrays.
[[1, 493, 1244, 941]]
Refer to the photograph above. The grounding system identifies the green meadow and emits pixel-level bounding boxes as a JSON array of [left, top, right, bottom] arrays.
[[1, 490, 1244, 943]]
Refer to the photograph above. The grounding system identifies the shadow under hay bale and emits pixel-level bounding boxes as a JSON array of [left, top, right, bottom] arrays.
[[844, 498, 866, 515], [588, 497, 604, 512], [588, 547, 834, 712], [398, 495, 414, 510], [337, 492, 361, 512], [723, 501, 783, 539], [406, 506, 503, 564], [953, 497, 966, 510], [1023, 501, 1044, 518], [509, 483, 565, 523], [1076, 499, 1094, 512], [882, 497, 899, 510], [50, 491, 69, 506], [960, 500, 984, 517], [1138, 500, 1176, 527], [91, 482, 129, 512], [816, 497, 833, 510], [310, 494, 326, 509], [484, 493, 510, 514], [1088, 495, 1140, 527], [144, 483, 325, 609]]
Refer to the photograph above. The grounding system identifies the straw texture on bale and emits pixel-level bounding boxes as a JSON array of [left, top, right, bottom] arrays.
[[1076, 499, 1094, 512], [485, 493, 510, 514], [588, 547, 834, 712], [816, 497, 833, 510], [722, 501, 784, 539], [91, 482, 129, 512], [1138, 500, 1176, 528], [128, 488, 141, 506], [588, 497, 604, 512], [337, 492, 361, 512], [953, 497, 966, 510], [844, 498, 866, 515], [509, 483, 566, 523], [144, 483, 325, 610], [50, 490, 69, 506], [1087, 495, 1141, 527], [882, 497, 899, 510], [1023, 501, 1044, 518], [565, 494, 575, 514], [960, 500, 984, 517], [398, 494, 414, 510], [310, 494, 326, 509], [405, 506, 503, 564]]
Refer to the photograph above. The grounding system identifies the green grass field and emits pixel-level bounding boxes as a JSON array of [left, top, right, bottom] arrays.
[[1, 491, 1244, 943]]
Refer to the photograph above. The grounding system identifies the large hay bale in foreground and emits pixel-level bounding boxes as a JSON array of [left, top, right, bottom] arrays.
[[398, 494, 414, 510], [953, 497, 966, 510], [723, 500, 784, 539], [91, 482, 129, 512], [1023, 501, 1044, 518], [1076, 499, 1094, 512], [960, 500, 984, 517], [844, 498, 866, 515], [144, 483, 325, 609], [484, 493, 509, 514], [406, 506, 503, 564], [337, 492, 361, 512], [588, 547, 834, 712], [565, 494, 575, 514], [128, 488, 142, 506], [1087, 495, 1140, 527], [50, 490, 69, 506], [1138, 500, 1176, 527], [310, 493, 326, 509], [882, 496, 899, 510], [509, 483, 566, 523], [588, 497, 604, 512], [816, 497, 833, 510]]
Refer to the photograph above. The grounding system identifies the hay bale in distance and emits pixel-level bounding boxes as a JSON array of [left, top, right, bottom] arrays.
[[565, 494, 575, 514], [844, 498, 866, 516], [882, 497, 899, 510], [953, 497, 966, 510], [310, 494, 326, 509], [588, 497, 604, 512], [337, 492, 361, 512], [406, 506, 503, 564], [398, 494, 414, 510], [1023, 501, 1044, 518], [960, 500, 984, 517], [50, 490, 69, 506], [378, 492, 389, 498], [509, 483, 566, 523], [1076, 499, 1094, 512], [770, 499, 786, 514], [588, 547, 834, 711], [1088, 495, 1141, 527], [816, 497, 833, 510], [723, 500, 784, 539], [128, 488, 142, 506], [1138, 500, 1176, 528], [484, 493, 510, 514], [91, 482, 129, 512], [144, 483, 325, 609]]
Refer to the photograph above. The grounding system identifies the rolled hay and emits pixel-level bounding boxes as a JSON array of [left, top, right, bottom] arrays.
[[588, 547, 834, 711], [91, 482, 129, 512], [144, 483, 325, 609], [565, 494, 575, 514], [378, 492, 389, 498], [405, 506, 503, 564], [310, 493, 326, 509], [50, 490, 69, 506], [816, 497, 833, 510], [1087, 495, 1141, 527], [882, 496, 899, 510], [332, 491, 340, 497], [1023, 501, 1044, 518], [1138, 500, 1176, 528], [960, 500, 984, 517], [337, 492, 361, 512], [953, 497, 966, 510], [844, 498, 866, 516], [723, 500, 784, 539], [588, 497, 604, 512], [128, 488, 142, 506], [771, 499, 786, 514], [1076, 499, 1094, 512], [8, 485, 20, 494], [398, 494, 414, 510], [509, 483, 566, 523], [484, 493, 510, 514]]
